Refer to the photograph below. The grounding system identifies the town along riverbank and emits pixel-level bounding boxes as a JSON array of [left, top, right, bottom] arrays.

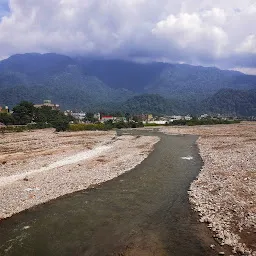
[[0, 130, 233, 256]]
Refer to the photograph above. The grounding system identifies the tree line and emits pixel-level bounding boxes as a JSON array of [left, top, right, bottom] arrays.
[[0, 101, 144, 132], [0, 101, 73, 131]]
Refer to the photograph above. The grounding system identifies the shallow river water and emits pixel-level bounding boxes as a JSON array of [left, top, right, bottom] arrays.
[[0, 129, 232, 255]]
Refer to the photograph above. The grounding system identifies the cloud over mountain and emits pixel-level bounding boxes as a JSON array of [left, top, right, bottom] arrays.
[[0, 0, 255, 71]]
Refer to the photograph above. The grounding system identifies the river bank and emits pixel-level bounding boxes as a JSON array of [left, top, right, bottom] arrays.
[[161, 122, 256, 255], [0, 129, 159, 219]]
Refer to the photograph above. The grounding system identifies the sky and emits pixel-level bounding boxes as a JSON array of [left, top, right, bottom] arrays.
[[0, 0, 256, 74]]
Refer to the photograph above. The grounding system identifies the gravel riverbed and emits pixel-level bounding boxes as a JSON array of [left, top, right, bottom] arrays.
[[161, 122, 256, 256], [0, 129, 159, 219]]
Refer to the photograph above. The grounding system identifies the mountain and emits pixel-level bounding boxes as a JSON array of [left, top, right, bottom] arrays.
[[203, 89, 256, 117], [0, 53, 256, 115], [121, 94, 173, 115], [0, 53, 75, 76], [145, 64, 255, 100], [76, 58, 167, 93], [77, 58, 256, 100], [0, 54, 135, 109]]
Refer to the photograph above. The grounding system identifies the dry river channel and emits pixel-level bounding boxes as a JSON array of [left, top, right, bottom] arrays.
[[0, 129, 233, 256]]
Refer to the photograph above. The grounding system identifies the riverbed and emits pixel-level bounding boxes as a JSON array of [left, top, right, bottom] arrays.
[[0, 130, 159, 219], [161, 122, 256, 255], [0, 130, 233, 256]]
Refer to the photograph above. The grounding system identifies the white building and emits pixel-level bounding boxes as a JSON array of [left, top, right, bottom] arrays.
[[184, 115, 192, 120], [145, 120, 167, 125], [71, 112, 86, 120]]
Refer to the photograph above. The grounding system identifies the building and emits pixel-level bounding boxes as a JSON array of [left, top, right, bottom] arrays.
[[71, 112, 86, 121], [34, 100, 60, 110], [199, 114, 209, 119], [168, 115, 192, 122], [184, 115, 192, 121], [94, 113, 101, 121], [146, 120, 167, 125], [101, 116, 114, 122], [0, 106, 9, 114], [147, 114, 153, 121], [169, 115, 183, 122]]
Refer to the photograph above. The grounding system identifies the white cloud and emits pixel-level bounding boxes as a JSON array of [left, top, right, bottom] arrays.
[[152, 11, 228, 58], [231, 67, 256, 75], [237, 35, 256, 54], [201, 8, 227, 25], [0, 0, 255, 69]]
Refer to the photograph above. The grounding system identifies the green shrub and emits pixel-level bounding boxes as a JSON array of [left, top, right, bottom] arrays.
[[52, 121, 69, 132], [27, 122, 52, 129], [0, 125, 28, 133], [144, 123, 162, 127], [68, 123, 110, 131]]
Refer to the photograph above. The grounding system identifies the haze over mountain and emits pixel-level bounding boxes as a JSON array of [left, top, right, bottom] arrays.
[[0, 53, 255, 116]]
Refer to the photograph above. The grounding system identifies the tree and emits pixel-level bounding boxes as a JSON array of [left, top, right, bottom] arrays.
[[125, 112, 131, 122], [0, 113, 15, 125], [85, 112, 97, 123], [131, 115, 139, 122], [12, 101, 35, 125], [33, 106, 73, 131], [52, 120, 69, 132]]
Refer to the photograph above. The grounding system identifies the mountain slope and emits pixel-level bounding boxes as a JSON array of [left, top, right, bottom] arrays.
[[0, 54, 135, 109], [0, 53, 256, 115], [77, 58, 167, 93], [203, 89, 256, 116], [143, 64, 255, 99], [0, 53, 75, 79], [76, 58, 256, 99], [121, 94, 173, 115]]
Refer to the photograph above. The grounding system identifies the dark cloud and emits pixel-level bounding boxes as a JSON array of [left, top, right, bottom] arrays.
[[0, 0, 255, 73]]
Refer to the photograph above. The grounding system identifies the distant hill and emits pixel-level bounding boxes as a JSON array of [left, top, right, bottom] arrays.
[[121, 94, 174, 115], [77, 58, 167, 93], [0, 54, 135, 109], [203, 89, 256, 117], [77, 58, 256, 100], [145, 64, 256, 100], [0, 53, 256, 115]]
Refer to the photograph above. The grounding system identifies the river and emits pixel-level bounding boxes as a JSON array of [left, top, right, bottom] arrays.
[[0, 129, 232, 255]]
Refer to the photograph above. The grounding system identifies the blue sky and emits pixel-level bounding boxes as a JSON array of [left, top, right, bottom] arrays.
[[0, 0, 9, 18], [0, 0, 255, 74]]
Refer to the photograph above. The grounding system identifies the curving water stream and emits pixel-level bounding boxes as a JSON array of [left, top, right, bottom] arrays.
[[0, 130, 232, 255]]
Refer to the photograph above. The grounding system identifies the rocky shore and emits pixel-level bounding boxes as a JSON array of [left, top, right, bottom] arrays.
[[0, 129, 159, 219], [161, 122, 256, 255]]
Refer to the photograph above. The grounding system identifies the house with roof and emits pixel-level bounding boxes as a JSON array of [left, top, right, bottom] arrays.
[[101, 116, 115, 122], [34, 100, 60, 111]]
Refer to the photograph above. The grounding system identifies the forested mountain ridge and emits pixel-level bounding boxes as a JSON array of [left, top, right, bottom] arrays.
[[0, 53, 255, 116], [203, 89, 256, 117], [0, 54, 135, 109]]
